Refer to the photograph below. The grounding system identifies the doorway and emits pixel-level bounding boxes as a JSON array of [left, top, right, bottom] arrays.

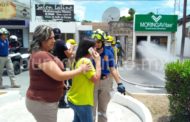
[[136, 36, 147, 60]]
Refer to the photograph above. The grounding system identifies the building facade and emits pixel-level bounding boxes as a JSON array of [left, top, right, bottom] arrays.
[[133, 14, 178, 61], [29, 3, 92, 48], [176, 15, 190, 58], [0, 0, 30, 48], [29, 22, 92, 47], [82, 22, 109, 32], [109, 22, 133, 61], [83, 22, 133, 61]]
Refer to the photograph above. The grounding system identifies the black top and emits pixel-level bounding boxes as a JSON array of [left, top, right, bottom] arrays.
[[53, 39, 68, 61]]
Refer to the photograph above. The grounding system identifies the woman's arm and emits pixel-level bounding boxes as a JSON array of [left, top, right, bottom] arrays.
[[90, 51, 101, 83], [38, 61, 89, 81], [91, 61, 101, 83]]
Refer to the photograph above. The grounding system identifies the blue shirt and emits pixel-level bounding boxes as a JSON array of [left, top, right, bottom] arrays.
[[100, 47, 115, 75], [105, 46, 114, 56], [0, 38, 9, 56]]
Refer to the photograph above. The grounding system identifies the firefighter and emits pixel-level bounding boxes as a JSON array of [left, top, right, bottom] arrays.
[[92, 29, 126, 122]]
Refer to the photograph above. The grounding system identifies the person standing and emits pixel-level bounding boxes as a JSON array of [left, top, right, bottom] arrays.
[[25, 25, 90, 122], [52, 28, 75, 108], [9, 35, 21, 53], [65, 38, 78, 88], [111, 39, 118, 65], [116, 40, 124, 67], [0, 28, 20, 89], [92, 29, 126, 122], [67, 38, 101, 122], [65, 38, 77, 67], [53, 28, 74, 65]]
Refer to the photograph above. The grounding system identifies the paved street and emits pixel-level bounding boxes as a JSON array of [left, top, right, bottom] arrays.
[[1, 68, 166, 98], [117, 61, 167, 94], [1, 60, 167, 97], [2, 71, 29, 97]]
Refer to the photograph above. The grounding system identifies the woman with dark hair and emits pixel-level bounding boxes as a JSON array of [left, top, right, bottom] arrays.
[[26, 25, 91, 122], [67, 38, 101, 122]]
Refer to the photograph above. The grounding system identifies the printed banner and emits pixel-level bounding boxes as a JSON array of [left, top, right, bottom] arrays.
[[35, 4, 74, 22], [0, 0, 30, 20]]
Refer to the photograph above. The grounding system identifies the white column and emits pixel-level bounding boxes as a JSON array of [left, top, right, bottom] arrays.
[[23, 28, 29, 48], [167, 34, 171, 53], [75, 23, 79, 44], [132, 33, 136, 61], [147, 35, 151, 43]]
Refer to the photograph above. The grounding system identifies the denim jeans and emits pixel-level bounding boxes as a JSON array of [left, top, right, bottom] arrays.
[[68, 101, 93, 122]]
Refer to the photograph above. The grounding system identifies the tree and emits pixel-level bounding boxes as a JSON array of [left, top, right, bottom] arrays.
[[119, 16, 131, 22], [148, 12, 155, 15], [119, 8, 135, 22], [128, 8, 135, 19], [82, 20, 92, 23]]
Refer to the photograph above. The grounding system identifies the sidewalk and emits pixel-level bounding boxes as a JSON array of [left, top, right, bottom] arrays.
[[0, 97, 141, 122]]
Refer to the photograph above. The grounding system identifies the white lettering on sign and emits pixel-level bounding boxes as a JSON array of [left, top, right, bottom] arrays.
[[140, 22, 173, 28]]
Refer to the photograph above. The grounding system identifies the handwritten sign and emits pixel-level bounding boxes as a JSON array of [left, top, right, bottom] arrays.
[[35, 4, 74, 22]]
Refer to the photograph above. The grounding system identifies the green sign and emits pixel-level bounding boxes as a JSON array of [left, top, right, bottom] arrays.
[[135, 14, 178, 32]]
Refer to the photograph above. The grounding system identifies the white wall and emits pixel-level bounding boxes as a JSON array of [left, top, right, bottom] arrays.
[[77, 25, 92, 31], [29, 22, 77, 33], [176, 22, 190, 57], [30, 22, 92, 33], [23, 28, 29, 48], [29, 21, 92, 46]]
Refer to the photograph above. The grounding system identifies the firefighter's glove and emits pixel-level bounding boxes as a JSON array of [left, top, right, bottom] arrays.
[[117, 83, 125, 94]]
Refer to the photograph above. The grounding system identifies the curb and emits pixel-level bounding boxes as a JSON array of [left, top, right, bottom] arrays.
[[121, 75, 164, 88], [112, 92, 153, 122], [117, 68, 165, 88]]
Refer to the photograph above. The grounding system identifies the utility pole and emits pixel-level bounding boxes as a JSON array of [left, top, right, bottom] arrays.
[[180, 0, 187, 61], [174, 0, 176, 14], [156, 8, 159, 14]]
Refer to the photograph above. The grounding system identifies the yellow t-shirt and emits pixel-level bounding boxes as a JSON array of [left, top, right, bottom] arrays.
[[113, 46, 118, 61], [67, 58, 95, 106]]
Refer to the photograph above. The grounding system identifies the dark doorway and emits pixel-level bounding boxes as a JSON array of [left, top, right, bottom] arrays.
[[136, 36, 147, 45], [136, 36, 147, 60]]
